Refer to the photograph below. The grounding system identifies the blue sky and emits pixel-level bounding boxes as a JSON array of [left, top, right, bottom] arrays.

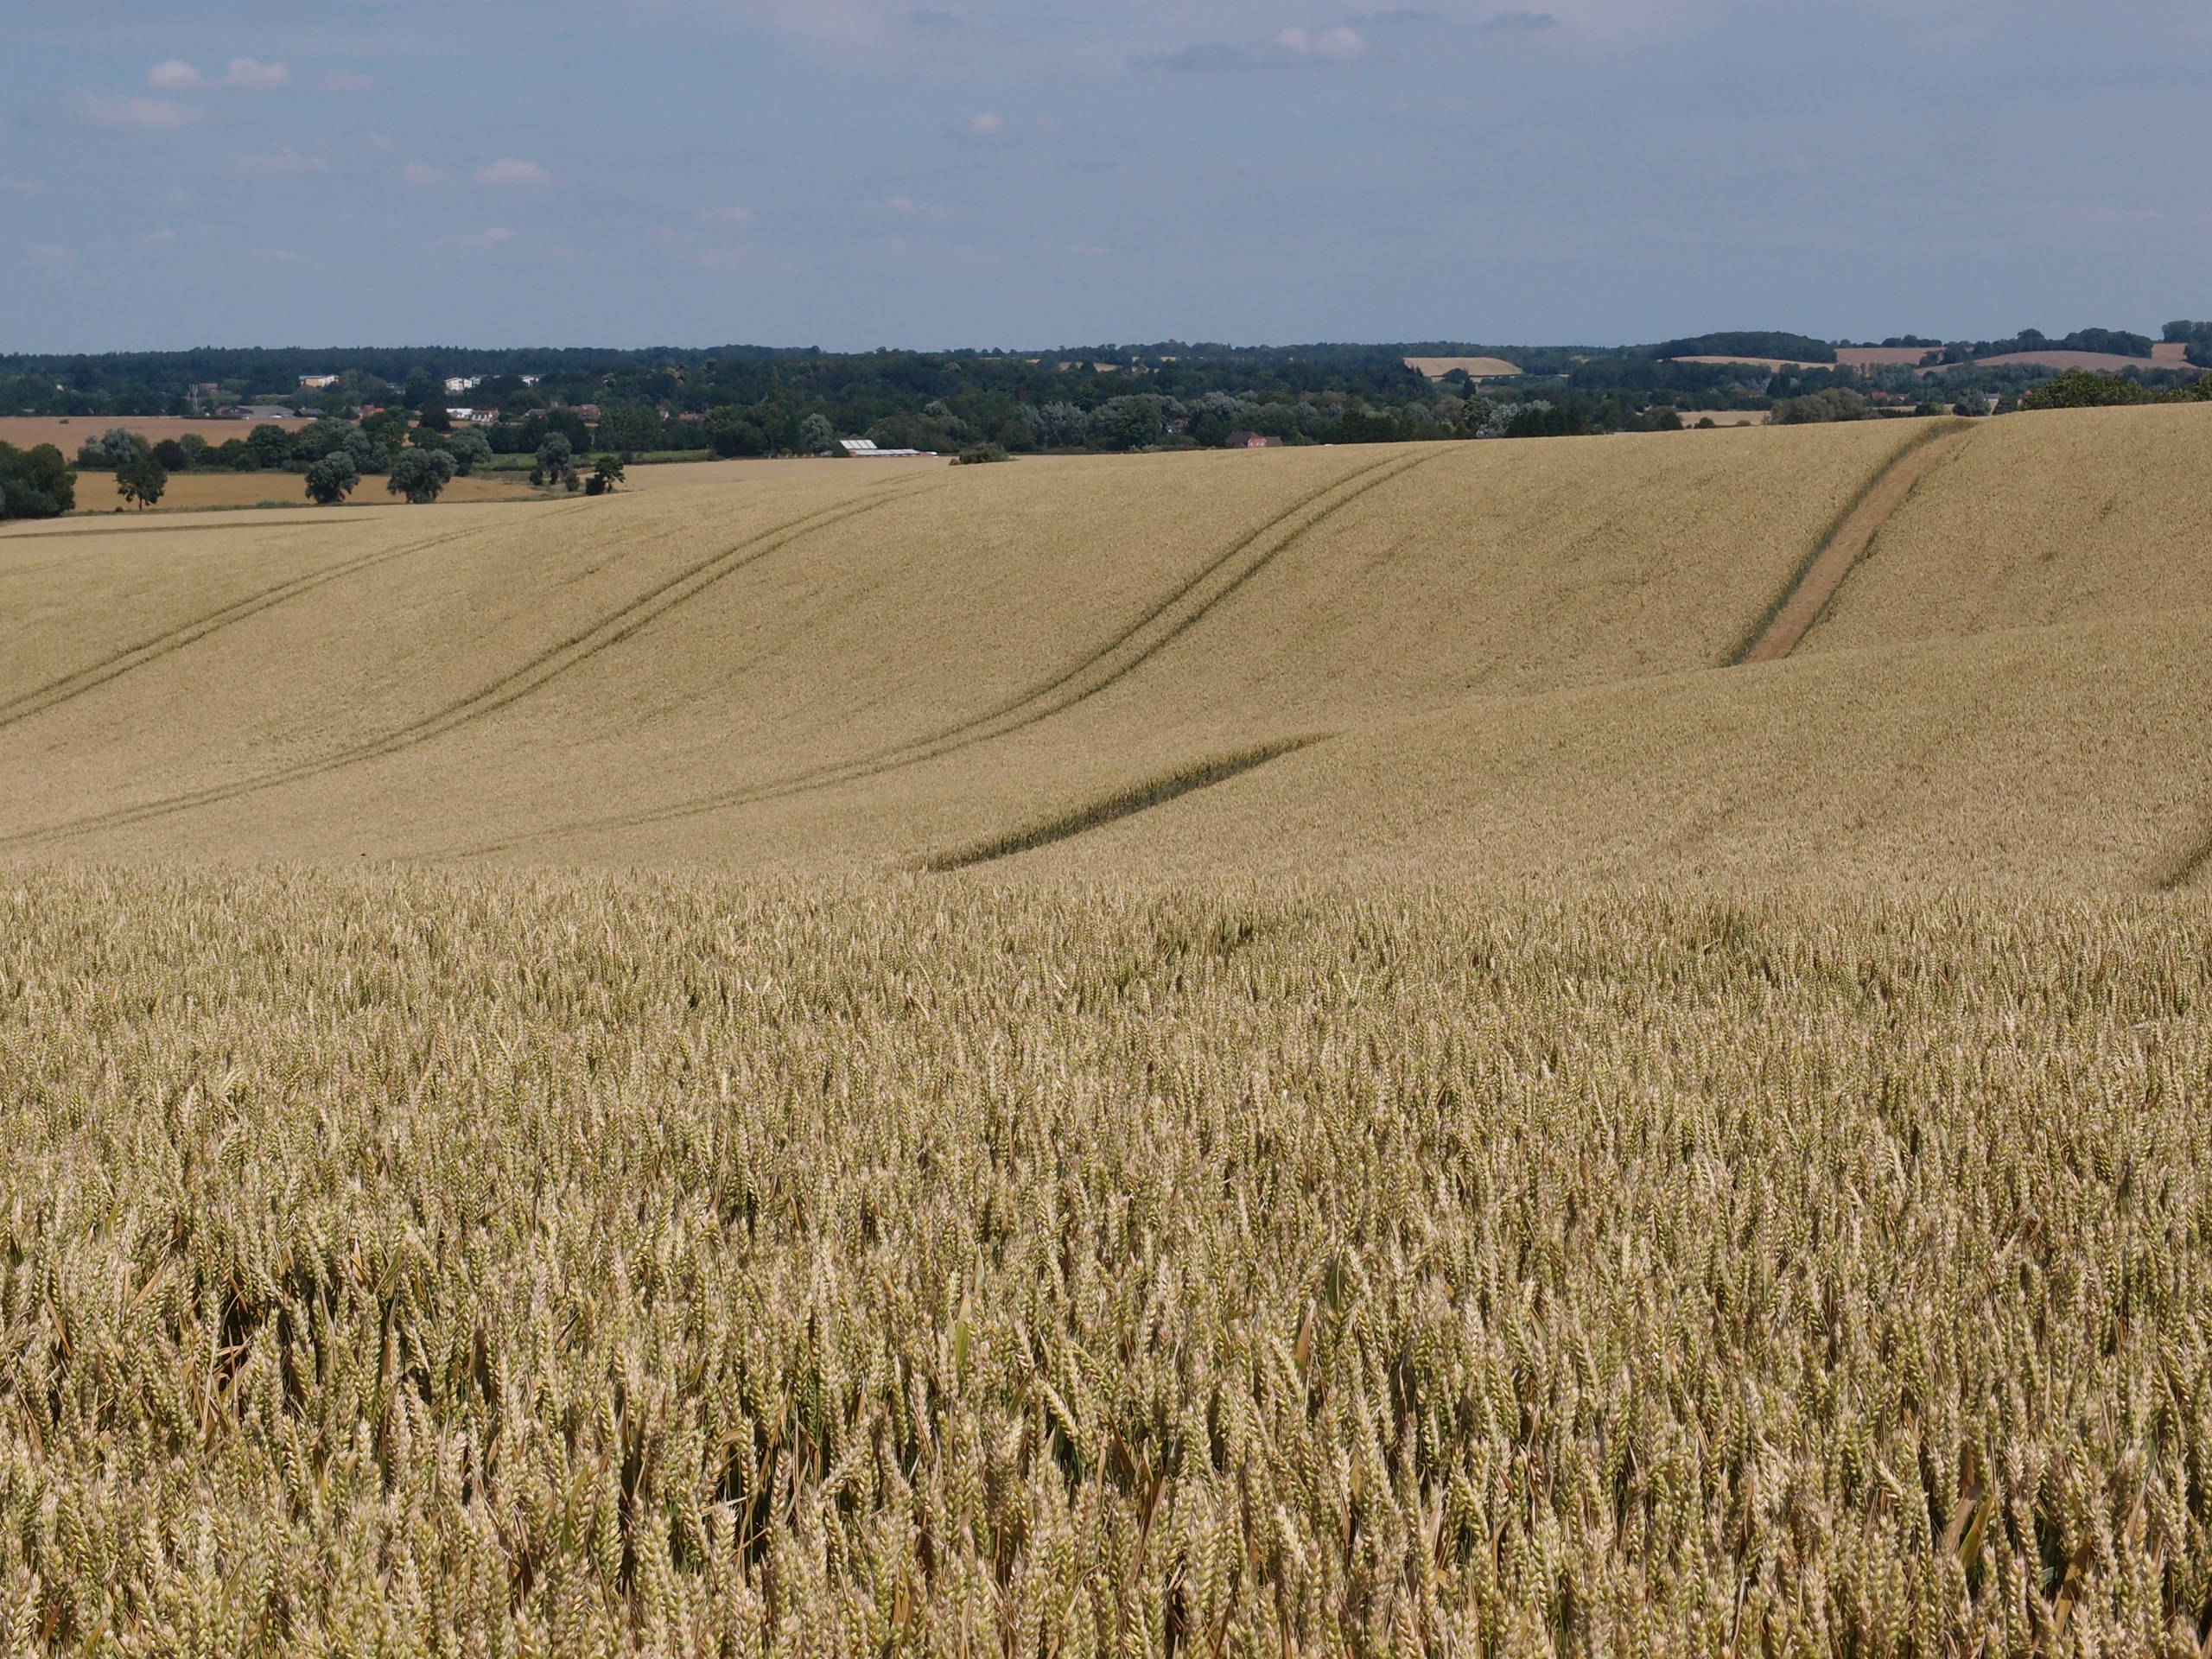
[[6, 0, 2209, 351]]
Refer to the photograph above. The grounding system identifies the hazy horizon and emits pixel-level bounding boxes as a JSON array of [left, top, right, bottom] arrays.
[[10, 0, 2209, 353]]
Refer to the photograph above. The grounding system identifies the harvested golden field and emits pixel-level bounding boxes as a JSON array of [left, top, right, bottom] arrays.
[[1402, 356, 1522, 379], [0, 415, 315, 452], [3, 871, 2209, 1656]]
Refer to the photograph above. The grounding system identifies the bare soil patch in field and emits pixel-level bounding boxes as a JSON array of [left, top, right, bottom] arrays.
[[1403, 355, 1522, 379], [1836, 346, 1942, 368]]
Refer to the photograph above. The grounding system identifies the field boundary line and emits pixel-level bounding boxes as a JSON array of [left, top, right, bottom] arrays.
[[918, 738, 1326, 871], [0, 483, 932, 849], [1728, 420, 1974, 667], [461, 449, 1436, 855]]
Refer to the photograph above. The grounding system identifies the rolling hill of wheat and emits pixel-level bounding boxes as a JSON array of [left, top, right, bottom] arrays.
[[5, 406, 2208, 887], [6, 409, 2212, 1655]]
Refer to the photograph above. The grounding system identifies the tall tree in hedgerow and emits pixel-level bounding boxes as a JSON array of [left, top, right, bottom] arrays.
[[115, 451, 168, 510], [386, 448, 456, 504], [304, 454, 360, 505]]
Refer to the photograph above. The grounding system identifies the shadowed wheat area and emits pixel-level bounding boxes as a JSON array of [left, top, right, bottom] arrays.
[[5, 409, 2212, 1655]]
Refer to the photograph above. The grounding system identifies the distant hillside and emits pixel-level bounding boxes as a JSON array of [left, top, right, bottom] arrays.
[[5, 404, 2209, 889]]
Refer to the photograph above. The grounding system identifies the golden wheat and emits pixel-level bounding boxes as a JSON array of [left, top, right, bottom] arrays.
[[0, 869, 2206, 1656], [3, 424, 1958, 871]]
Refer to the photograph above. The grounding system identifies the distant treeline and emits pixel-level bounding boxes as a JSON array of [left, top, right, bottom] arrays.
[[3, 324, 2201, 463], [1639, 332, 1837, 364]]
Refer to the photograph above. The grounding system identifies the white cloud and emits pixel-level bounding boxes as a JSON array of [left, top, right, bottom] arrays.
[[234, 147, 331, 176], [139, 228, 178, 246], [1272, 26, 1366, 59], [225, 58, 291, 90], [315, 72, 379, 92], [82, 94, 203, 130], [402, 162, 447, 186], [148, 60, 204, 89], [969, 111, 1005, 136], [1140, 22, 1372, 71], [476, 158, 551, 187], [452, 226, 518, 250], [29, 244, 71, 262], [249, 247, 309, 263], [701, 204, 756, 226], [874, 195, 950, 220], [1, 178, 44, 197]]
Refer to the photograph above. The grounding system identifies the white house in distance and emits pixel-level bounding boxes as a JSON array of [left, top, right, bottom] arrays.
[[839, 438, 930, 458], [444, 408, 499, 426], [298, 374, 340, 390], [444, 375, 485, 395]]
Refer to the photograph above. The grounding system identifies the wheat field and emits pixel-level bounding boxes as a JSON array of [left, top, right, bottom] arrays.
[[18, 413, 2207, 881], [3, 872, 2209, 1656], [4, 410, 2212, 1654]]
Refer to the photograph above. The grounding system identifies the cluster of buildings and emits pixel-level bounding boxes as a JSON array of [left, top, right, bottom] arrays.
[[192, 372, 561, 427]]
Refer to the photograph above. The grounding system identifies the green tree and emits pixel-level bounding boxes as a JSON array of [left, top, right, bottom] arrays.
[[2018, 370, 2155, 410], [416, 403, 453, 432], [592, 454, 626, 490], [294, 419, 354, 463], [343, 429, 391, 475], [245, 423, 297, 469], [597, 401, 666, 456], [386, 448, 456, 504], [1768, 388, 1871, 424], [0, 442, 76, 520], [115, 451, 168, 509], [151, 438, 188, 471], [304, 453, 360, 505], [702, 404, 766, 458], [447, 429, 493, 476], [532, 434, 575, 489], [359, 410, 412, 448], [799, 413, 836, 454], [76, 428, 146, 470]]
